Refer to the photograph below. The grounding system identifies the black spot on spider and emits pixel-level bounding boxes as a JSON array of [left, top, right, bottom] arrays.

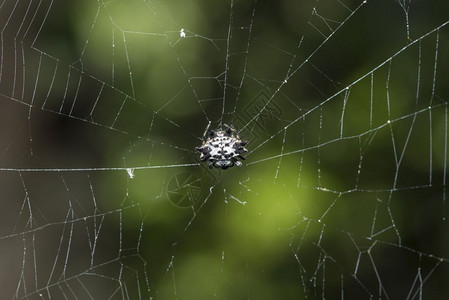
[[208, 130, 217, 138]]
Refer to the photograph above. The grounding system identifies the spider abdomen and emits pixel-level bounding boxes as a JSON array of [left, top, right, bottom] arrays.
[[196, 124, 248, 170]]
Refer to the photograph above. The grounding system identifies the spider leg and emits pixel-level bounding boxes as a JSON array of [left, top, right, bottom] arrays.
[[202, 121, 211, 140], [207, 160, 214, 169]]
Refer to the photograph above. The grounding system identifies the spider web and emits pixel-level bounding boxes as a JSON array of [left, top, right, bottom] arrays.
[[1, 0, 449, 298]]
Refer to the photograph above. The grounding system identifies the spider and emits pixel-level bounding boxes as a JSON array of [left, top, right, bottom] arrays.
[[196, 123, 248, 170]]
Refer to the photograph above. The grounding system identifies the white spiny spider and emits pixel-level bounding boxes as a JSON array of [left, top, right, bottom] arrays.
[[196, 123, 248, 170]]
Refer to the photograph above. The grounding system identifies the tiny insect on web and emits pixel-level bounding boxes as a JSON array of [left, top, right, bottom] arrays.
[[196, 123, 248, 170]]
